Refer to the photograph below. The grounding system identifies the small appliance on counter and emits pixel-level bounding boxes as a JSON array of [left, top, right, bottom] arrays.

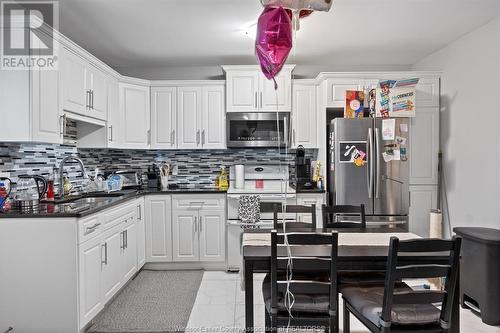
[[0, 177, 12, 209], [115, 170, 142, 189], [293, 145, 316, 191], [12, 175, 48, 211]]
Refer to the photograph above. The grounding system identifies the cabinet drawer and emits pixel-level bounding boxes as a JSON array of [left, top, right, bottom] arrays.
[[172, 194, 225, 211], [102, 201, 137, 228], [78, 215, 103, 244]]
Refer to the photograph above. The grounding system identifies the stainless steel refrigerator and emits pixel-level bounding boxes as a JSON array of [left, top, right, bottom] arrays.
[[328, 118, 410, 228]]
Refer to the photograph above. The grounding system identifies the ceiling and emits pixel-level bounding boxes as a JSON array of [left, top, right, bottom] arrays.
[[59, 0, 500, 78]]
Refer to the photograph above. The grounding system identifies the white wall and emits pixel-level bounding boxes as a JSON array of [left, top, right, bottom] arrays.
[[413, 16, 500, 233]]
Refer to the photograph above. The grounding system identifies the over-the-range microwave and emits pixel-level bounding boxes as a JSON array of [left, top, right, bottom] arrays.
[[226, 112, 290, 148]]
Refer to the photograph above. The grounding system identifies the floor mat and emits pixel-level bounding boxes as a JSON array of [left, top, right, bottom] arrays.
[[87, 270, 204, 333]]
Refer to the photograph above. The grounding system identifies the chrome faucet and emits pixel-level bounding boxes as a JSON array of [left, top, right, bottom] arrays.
[[58, 156, 88, 198]]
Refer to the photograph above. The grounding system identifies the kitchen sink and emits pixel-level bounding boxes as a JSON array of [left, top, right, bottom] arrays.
[[43, 192, 124, 204]]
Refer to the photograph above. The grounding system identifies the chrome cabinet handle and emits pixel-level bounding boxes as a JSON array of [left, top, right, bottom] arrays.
[[120, 231, 125, 249], [147, 130, 151, 145], [86, 90, 90, 109], [194, 216, 197, 234], [293, 129, 296, 146], [84, 222, 101, 235], [60, 114, 67, 136], [255, 92, 258, 108], [172, 129, 175, 145], [137, 204, 142, 220], [196, 130, 200, 145], [171, 130, 174, 145], [124, 229, 128, 249], [101, 243, 108, 265], [201, 130, 205, 146], [199, 217, 202, 233], [90, 90, 94, 109], [109, 125, 113, 142], [260, 92, 263, 108]]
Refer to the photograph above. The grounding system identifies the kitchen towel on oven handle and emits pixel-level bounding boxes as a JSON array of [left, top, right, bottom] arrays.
[[238, 195, 261, 229]]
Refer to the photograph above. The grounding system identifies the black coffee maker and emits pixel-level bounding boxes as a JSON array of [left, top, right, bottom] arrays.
[[294, 145, 315, 190]]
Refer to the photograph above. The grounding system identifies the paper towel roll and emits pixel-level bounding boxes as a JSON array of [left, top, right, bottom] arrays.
[[430, 209, 443, 238], [235, 165, 245, 189]]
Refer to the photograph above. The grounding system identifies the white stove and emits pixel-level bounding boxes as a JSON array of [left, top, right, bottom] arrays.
[[226, 164, 296, 272]]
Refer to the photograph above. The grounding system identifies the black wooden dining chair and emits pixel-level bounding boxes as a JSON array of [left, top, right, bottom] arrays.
[[322, 204, 366, 229], [274, 204, 317, 229], [342, 236, 462, 333], [263, 230, 339, 332]]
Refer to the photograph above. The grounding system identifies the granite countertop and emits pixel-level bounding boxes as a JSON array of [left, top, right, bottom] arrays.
[[0, 187, 227, 219]]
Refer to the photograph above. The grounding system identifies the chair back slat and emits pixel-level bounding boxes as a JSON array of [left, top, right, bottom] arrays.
[[277, 232, 331, 245], [392, 290, 446, 305], [380, 236, 462, 329], [322, 204, 366, 229], [270, 230, 338, 314], [394, 264, 451, 279], [397, 238, 455, 252], [273, 204, 317, 229]]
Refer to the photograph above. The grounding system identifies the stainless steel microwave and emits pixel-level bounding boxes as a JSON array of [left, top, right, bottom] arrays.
[[226, 112, 290, 148]]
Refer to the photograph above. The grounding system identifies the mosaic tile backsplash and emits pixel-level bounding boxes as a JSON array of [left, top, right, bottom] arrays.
[[0, 143, 318, 191]]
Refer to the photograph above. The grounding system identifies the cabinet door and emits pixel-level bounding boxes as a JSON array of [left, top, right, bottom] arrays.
[[122, 219, 138, 281], [415, 78, 439, 107], [78, 235, 103, 327], [31, 53, 62, 143], [145, 196, 173, 262], [101, 224, 123, 303], [107, 78, 120, 148], [409, 185, 438, 237], [296, 194, 324, 226], [292, 84, 317, 148], [151, 87, 177, 149], [260, 70, 292, 112], [199, 210, 225, 262], [326, 78, 364, 108], [202, 85, 226, 149], [172, 210, 199, 261], [61, 47, 88, 115], [177, 87, 202, 149], [87, 65, 107, 120], [226, 71, 259, 112], [119, 83, 150, 149], [136, 199, 146, 268], [409, 107, 439, 185]]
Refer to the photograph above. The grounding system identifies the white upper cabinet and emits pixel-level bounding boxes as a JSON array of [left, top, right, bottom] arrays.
[[201, 85, 226, 149], [177, 86, 202, 149], [119, 83, 150, 149], [151, 87, 177, 149], [60, 47, 107, 121], [224, 65, 294, 112], [61, 47, 88, 115], [292, 82, 317, 148], [107, 78, 120, 148], [86, 65, 108, 119], [409, 107, 439, 185], [325, 78, 365, 108], [415, 78, 440, 107], [260, 70, 292, 112], [225, 70, 260, 112]]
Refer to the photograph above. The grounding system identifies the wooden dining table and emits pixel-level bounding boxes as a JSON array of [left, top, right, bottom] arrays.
[[242, 227, 460, 333]]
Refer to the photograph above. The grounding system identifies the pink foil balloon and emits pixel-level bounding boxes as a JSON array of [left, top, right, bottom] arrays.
[[255, 6, 293, 82]]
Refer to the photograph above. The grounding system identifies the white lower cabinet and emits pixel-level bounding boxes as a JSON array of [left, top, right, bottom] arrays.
[[172, 210, 199, 261], [170, 194, 226, 262], [409, 185, 438, 237], [296, 193, 325, 227], [101, 224, 123, 303], [145, 195, 173, 262], [78, 233, 104, 327], [77, 200, 140, 329], [136, 198, 146, 268]]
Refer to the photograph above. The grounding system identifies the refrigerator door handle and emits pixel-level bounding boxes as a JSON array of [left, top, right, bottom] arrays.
[[375, 127, 381, 198], [367, 128, 373, 198]]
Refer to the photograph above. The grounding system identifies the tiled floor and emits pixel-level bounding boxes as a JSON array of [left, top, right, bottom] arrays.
[[187, 271, 500, 333]]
